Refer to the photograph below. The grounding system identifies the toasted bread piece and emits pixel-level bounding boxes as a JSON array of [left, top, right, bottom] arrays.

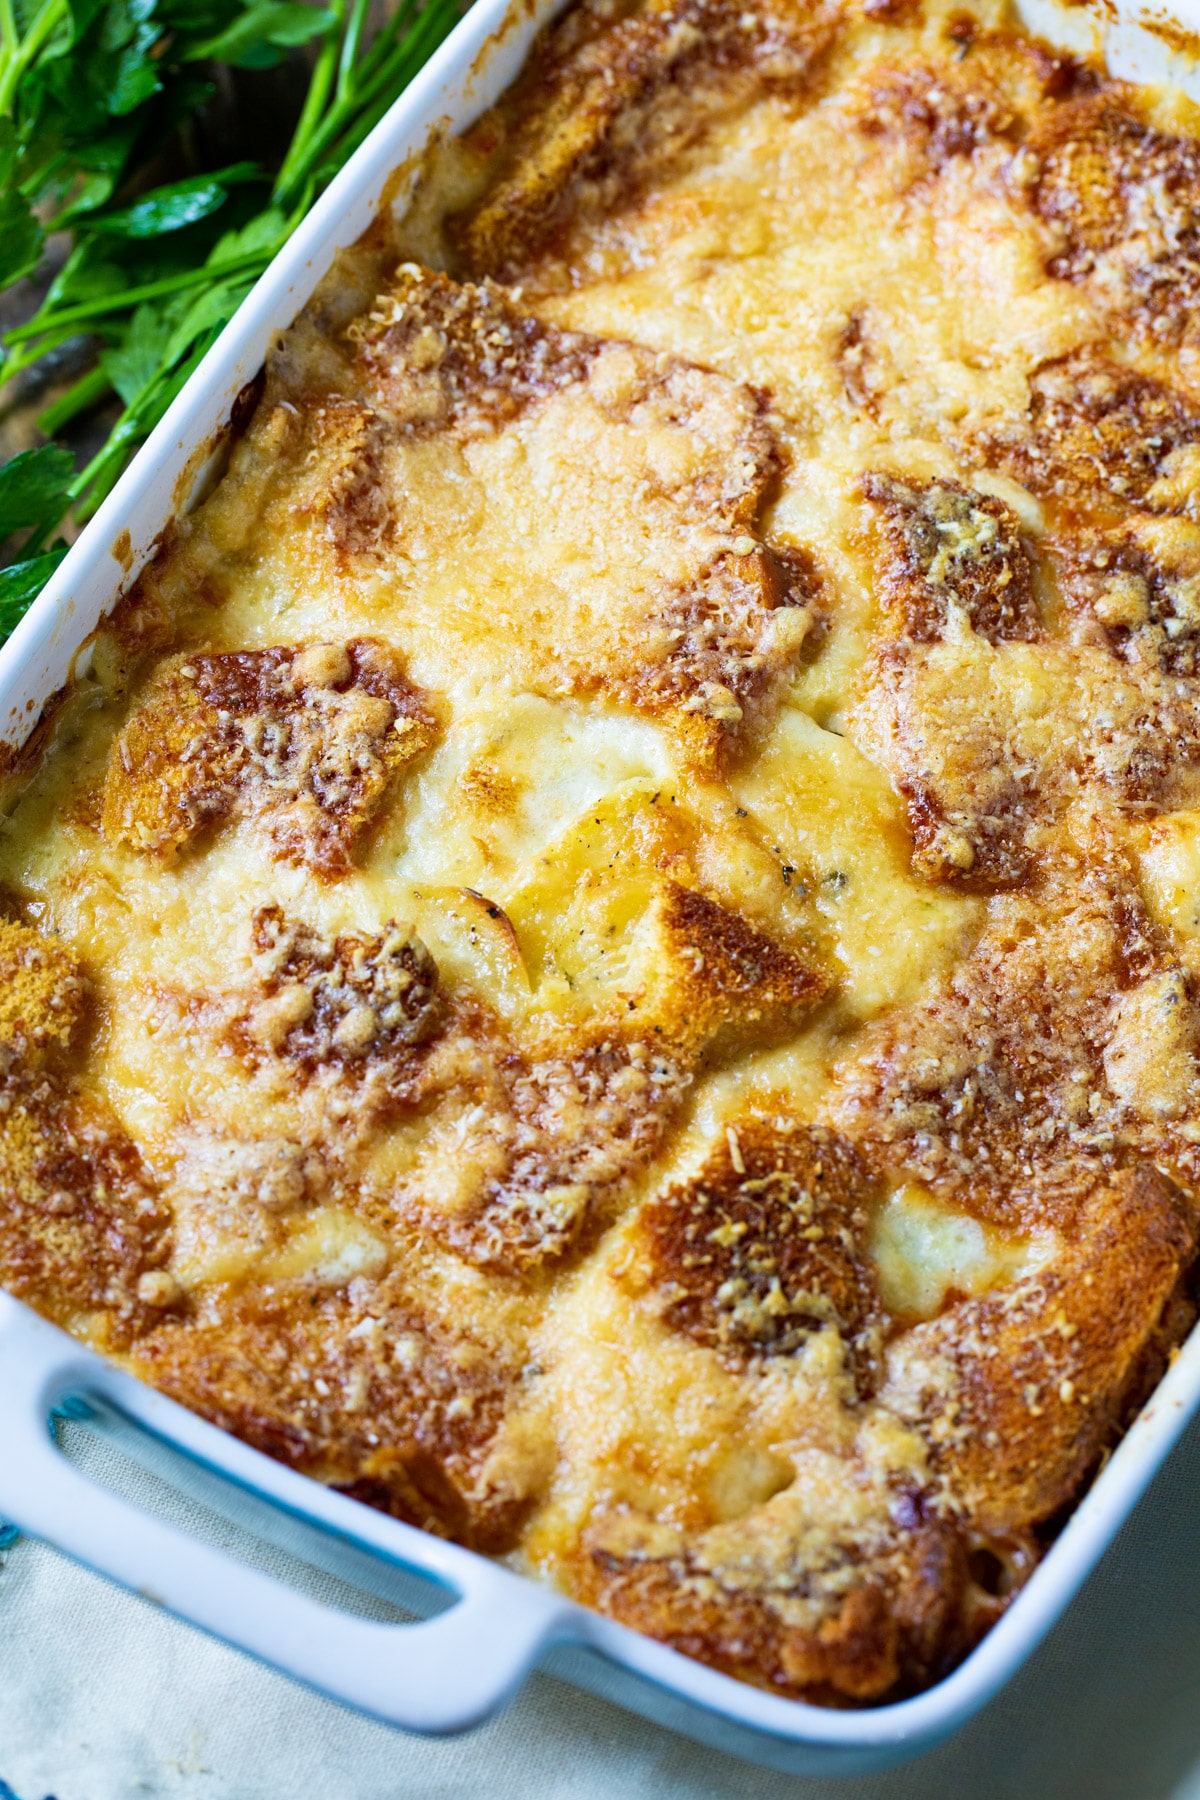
[[103, 639, 436, 877], [884, 1163, 1197, 1532], [622, 1116, 884, 1389], [134, 1265, 544, 1552]]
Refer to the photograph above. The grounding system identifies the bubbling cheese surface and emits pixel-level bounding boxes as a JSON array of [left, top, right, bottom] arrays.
[[2, 0, 1200, 1706]]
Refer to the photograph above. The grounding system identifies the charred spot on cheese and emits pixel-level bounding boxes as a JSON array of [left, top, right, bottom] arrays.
[[1029, 94, 1200, 345], [626, 1118, 884, 1387], [1055, 515, 1200, 677], [576, 1479, 968, 1704], [838, 309, 887, 419], [449, 0, 840, 280], [230, 905, 444, 1089], [883, 1163, 1197, 1532], [977, 349, 1200, 519], [827, 861, 1195, 1226], [862, 474, 1040, 644], [102, 638, 437, 877], [132, 1270, 540, 1551]]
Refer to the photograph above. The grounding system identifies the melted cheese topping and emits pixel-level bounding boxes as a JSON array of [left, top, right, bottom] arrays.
[[2, 0, 1200, 1706], [1139, 811, 1200, 954], [870, 1184, 1056, 1320]]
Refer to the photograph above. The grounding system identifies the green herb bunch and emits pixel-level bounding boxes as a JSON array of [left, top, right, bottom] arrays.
[[0, 0, 462, 637]]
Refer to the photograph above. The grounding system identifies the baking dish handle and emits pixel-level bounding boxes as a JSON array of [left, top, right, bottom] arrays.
[[0, 1293, 573, 1733]]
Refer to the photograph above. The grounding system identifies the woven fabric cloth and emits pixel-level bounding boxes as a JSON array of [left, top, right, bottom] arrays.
[[3, 1415, 1200, 1800]]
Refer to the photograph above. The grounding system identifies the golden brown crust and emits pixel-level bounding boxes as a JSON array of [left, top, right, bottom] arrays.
[[576, 1502, 968, 1702], [132, 1270, 538, 1551], [0, 919, 85, 1062], [1028, 91, 1200, 346], [452, 0, 841, 280], [647, 881, 829, 1056], [862, 473, 1041, 644], [622, 1118, 884, 1386], [859, 640, 1047, 888], [230, 905, 445, 1084], [0, 1072, 173, 1345], [883, 1163, 1198, 1533], [0, 927, 171, 1345], [826, 858, 1192, 1224], [970, 349, 1200, 521], [407, 1021, 692, 1272], [1054, 513, 1200, 677], [346, 266, 810, 759], [295, 396, 396, 561], [151, 872, 826, 1276], [410, 888, 825, 1269], [849, 53, 1020, 179], [103, 639, 437, 878]]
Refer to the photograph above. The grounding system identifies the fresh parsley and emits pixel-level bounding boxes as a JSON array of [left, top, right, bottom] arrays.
[[0, 0, 464, 637]]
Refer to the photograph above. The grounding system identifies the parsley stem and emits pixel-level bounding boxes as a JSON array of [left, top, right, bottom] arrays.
[[47, 392, 162, 541], [0, 0, 17, 67], [37, 364, 111, 436], [332, 10, 447, 154], [274, 0, 347, 203], [337, 0, 373, 104], [362, 1, 444, 103], [351, 0, 422, 90], [4, 252, 266, 346], [1, 320, 116, 379], [276, 0, 425, 205], [0, 0, 65, 110], [324, 4, 448, 167], [274, 0, 446, 207]]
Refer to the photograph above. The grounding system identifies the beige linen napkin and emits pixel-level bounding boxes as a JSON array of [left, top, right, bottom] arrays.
[[2, 1415, 1200, 1800]]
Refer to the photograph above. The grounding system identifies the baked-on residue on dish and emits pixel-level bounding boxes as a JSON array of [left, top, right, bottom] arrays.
[[3, 0, 1200, 1705]]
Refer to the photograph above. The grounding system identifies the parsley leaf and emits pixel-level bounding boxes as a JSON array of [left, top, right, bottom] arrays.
[[0, 543, 68, 632], [0, 445, 74, 537], [0, 188, 43, 286], [87, 163, 264, 237], [99, 300, 177, 403], [182, 1, 333, 68]]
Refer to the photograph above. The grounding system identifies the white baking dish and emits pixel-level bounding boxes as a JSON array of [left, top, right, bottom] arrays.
[[0, 0, 1199, 1773]]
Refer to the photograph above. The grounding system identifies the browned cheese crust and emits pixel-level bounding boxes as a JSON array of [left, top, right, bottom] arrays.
[[103, 640, 438, 877], [3, 0, 1200, 1713]]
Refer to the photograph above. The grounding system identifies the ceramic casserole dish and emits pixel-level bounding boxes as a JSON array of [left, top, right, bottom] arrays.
[[1, 0, 1200, 1773]]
